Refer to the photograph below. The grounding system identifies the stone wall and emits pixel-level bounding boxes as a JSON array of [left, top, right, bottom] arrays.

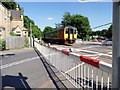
[[0, 2, 11, 37]]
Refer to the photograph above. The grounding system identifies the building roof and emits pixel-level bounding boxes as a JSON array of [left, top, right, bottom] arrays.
[[12, 25, 28, 31], [21, 27, 28, 31], [12, 25, 20, 31], [11, 10, 21, 20]]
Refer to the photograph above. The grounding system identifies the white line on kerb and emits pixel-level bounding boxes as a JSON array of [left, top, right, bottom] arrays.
[[1, 56, 39, 69]]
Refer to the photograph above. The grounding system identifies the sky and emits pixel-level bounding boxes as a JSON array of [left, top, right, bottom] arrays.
[[18, 2, 112, 31]]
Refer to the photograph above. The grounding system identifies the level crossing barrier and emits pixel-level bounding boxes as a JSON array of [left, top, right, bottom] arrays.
[[34, 40, 112, 89]]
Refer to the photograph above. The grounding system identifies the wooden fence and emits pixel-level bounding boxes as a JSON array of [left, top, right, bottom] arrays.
[[4, 36, 30, 49]]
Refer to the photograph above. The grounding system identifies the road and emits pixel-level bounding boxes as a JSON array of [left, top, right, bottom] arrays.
[[1, 48, 56, 89], [0, 41, 112, 89], [1, 48, 75, 89]]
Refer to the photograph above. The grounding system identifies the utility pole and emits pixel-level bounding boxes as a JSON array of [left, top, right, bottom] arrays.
[[30, 23, 32, 47], [112, 1, 120, 88]]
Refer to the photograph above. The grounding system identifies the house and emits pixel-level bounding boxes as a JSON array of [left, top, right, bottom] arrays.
[[12, 26, 28, 37], [0, 2, 28, 38]]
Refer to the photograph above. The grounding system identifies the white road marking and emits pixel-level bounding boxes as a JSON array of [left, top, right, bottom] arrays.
[[74, 49, 112, 57], [1, 53, 59, 69], [1, 56, 39, 69]]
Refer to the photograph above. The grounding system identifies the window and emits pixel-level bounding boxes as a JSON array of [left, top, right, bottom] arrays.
[[73, 29, 76, 34], [69, 28, 73, 34], [66, 28, 68, 34], [66, 28, 76, 34], [16, 34, 21, 36], [16, 31, 21, 33]]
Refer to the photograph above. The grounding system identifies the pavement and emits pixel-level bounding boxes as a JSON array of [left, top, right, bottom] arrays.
[[1, 48, 75, 89]]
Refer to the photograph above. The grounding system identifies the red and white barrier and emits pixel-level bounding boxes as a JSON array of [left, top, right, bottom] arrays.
[[43, 45, 112, 73], [34, 41, 112, 89], [43, 42, 112, 73], [60, 48, 112, 74]]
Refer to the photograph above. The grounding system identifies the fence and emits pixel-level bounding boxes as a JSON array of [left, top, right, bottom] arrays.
[[4, 36, 30, 49], [34, 40, 112, 89]]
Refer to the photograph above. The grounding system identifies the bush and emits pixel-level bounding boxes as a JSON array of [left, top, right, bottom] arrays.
[[10, 31, 17, 36], [0, 39, 6, 51]]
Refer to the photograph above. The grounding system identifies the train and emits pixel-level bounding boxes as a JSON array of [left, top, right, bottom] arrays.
[[42, 26, 77, 44]]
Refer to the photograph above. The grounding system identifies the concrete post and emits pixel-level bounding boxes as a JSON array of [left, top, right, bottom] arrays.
[[30, 23, 32, 47], [112, 1, 120, 88]]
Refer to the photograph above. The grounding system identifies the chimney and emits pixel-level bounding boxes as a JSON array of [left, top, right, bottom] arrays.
[[16, 4, 19, 11]]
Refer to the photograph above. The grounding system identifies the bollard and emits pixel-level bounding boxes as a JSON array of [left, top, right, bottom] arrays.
[[69, 48, 73, 52]]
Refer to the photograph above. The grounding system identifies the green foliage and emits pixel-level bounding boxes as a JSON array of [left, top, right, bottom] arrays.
[[1, 0, 18, 10], [24, 15, 42, 39], [55, 23, 62, 28], [10, 31, 17, 36], [0, 38, 6, 51], [32, 24, 42, 39], [24, 16, 30, 30], [91, 25, 112, 40], [106, 25, 112, 39], [43, 26, 53, 34], [92, 37, 97, 41], [61, 12, 91, 40], [24, 37, 29, 47]]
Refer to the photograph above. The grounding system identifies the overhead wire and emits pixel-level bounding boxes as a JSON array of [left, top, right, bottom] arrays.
[[92, 22, 112, 29]]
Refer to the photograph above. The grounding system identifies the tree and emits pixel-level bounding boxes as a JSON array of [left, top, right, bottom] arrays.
[[43, 26, 53, 34], [62, 12, 91, 40], [23, 15, 42, 39], [90, 25, 112, 40], [62, 12, 71, 26], [1, 0, 20, 10], [55, 23, 62, 28], [32, 25, 42, 39], [24, 16, 30, 30], [101, 29, 108, 37], [106, 25, 112, 39]]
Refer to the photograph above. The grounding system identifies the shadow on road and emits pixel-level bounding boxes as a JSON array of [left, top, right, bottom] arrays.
[[34, 47, 68, 89], [2, 73, 31, 90], [1, 54, 15, 57]]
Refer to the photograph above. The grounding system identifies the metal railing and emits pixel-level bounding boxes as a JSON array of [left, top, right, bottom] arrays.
[[34, 41, 112, 89]]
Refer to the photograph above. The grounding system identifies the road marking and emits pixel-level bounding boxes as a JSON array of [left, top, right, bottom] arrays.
[[1, 56, 39, 69], [76, 49, 112, 57]]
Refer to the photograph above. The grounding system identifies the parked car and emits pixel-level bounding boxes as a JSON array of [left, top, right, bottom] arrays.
[[102, 40, 112, 46]]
